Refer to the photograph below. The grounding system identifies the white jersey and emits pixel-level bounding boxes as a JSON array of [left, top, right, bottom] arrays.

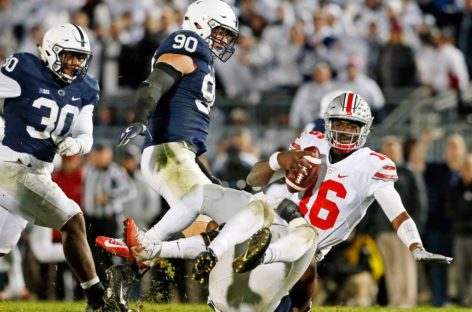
[[288, 131, 398, 260]]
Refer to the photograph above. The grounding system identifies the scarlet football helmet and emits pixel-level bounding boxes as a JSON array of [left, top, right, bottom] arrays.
[[324, 91, 373, 152], [182, 0, 239, 62]]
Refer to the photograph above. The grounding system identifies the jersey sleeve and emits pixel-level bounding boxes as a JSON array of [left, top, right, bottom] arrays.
[[371, 154, 398, 182], [153, 30, 212, 64], [366, 151, 398, 196], [0, 54, 26, 99]]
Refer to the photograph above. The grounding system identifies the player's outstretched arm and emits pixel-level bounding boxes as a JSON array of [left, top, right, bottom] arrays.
[[247, 150, 318, 187], [375, 185, 453, 265], [118, 55, 190, 147]]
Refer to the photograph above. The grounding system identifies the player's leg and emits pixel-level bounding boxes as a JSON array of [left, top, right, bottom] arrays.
[[0, 162, 107, 310], [192, 199, 275, 283], [141, 144, 254, 236], [0, 207, 28, 258], [208, 225, 317, 312]]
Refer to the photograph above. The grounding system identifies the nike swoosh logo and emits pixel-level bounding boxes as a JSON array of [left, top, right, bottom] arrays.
[[338, 174, 349, 178], [72, 96, 80, 101], [104, 240, 128, 249]]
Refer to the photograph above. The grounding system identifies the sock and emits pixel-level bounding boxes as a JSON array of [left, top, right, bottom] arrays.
[[145, 185, 204, 241], [160, 235, 206, 259], [83, 281, 104, 307], [80, 276, 100, 289], [209, 200, 269, 259]]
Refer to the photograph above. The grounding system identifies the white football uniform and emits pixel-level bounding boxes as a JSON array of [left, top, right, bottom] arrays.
[[288, 130, 398, 260]]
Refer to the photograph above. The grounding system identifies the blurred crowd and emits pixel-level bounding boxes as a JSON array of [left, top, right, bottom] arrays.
[[1, 0, 472, 308], [1, 0, 472, 127]]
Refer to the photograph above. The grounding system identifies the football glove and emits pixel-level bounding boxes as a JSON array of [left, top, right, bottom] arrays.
[[412, 247, 453, 264], [57, 137, 82, 156], [117, 122, 152, 147]]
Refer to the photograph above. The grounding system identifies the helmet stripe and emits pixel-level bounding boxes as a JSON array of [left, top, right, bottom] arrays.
[[344, 92, 356, 116], [72, 24, 86, 48]]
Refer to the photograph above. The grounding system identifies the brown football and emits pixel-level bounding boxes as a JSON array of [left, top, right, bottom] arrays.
[[285, 146, 321, 193]]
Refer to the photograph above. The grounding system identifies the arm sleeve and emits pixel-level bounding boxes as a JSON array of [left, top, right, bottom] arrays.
[[133, 62, 182, 124], [71, 104, 94, 154], [374, 183, 407, 221]]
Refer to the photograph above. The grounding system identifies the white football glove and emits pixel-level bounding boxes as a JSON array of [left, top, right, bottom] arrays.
[[57, 137, 83, 156], [412, 247, 453, 264]]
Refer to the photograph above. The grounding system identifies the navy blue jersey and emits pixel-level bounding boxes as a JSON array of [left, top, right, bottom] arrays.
[[0, 53, 99, 162], [143, 30, 215, 156]]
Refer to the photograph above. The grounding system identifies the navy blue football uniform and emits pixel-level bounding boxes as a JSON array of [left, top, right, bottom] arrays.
[[143, 30, 215, 156], [0, 53, 99, 162]]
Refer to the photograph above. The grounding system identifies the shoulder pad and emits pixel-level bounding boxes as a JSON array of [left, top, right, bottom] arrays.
[[79, 74, 100, 105], [155, 30, 212, 63]]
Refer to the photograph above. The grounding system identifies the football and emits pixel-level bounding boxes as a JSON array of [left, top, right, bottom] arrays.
[[285, 146, 321, 193]]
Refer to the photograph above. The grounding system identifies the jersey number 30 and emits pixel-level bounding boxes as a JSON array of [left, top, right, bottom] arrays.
[[299, 180, 346, 230], [3, 57, 79, 142]]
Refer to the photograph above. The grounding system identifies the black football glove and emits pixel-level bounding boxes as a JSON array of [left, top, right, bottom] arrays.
[[117, 122, 152, 147]]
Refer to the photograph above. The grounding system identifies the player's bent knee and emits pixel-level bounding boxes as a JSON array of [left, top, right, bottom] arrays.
[[247, 199, 275, 227], [295, 224, 318, 245], [61, 212, 85, 234]]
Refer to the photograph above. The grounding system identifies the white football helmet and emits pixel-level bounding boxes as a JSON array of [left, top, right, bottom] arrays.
[[182, 0, 239, 62], [324, 91, 374, 152], [38, 23, 92, 83]]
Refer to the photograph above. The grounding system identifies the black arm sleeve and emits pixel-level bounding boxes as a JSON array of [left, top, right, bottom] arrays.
[[133, 62, 182, 124]]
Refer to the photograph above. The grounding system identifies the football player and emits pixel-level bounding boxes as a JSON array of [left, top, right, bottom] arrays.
[[199, 91, 453, 310], [0, 24, 110, 311]]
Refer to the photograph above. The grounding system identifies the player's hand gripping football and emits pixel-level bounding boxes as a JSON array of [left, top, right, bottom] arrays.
[[117, 122, 152, 147], [277, 149, 319, 171], [412, 247, 453, 264]]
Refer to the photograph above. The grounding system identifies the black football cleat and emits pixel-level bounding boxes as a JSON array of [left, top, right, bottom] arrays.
[[232, 227, 271, 274], [104, 263, 142, 312], [192, 249, 218, 285]]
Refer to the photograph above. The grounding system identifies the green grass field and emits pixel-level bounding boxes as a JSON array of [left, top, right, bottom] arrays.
[[0, 302, 470, 312]]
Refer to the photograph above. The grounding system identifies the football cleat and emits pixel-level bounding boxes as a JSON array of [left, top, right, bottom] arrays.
[[232, 227, 271, 274], [104, 263, 142, 312], [96, 236, 152, 269], [124, 218, 161, 263], [96, 236, 130, 258], [192, 249, 218, 285]]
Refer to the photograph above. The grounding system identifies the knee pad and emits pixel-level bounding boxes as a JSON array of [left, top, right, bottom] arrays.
[[246, 199, 275, 228], [293, 224, 318, 245]]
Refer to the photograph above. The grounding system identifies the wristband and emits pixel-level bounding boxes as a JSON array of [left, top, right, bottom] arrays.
[[397, 219, 422, 249], [269, 152, 281, 171]]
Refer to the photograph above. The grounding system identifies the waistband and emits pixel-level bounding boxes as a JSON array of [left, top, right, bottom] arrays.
[[0, 144, 54, 174]]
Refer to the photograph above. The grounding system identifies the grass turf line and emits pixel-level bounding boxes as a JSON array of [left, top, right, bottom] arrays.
[[0, 302, 471, 312]]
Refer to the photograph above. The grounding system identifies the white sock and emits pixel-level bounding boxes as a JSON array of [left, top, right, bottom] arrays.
[[80, 276, 100, 289], [209, 200, 268, 259], [160, 235, 206, 259], [145, 186, 204, 241]]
